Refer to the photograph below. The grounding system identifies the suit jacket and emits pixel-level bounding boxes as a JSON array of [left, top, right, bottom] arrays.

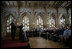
[[11, 22, 16, 31]]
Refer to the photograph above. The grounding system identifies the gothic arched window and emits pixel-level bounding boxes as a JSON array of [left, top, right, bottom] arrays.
[[22, 16, 29, 31], [37, 16, 43, 29], [60, 17, 65, 27], [7, 15, 13, 33], [48, 16, 55, 28]]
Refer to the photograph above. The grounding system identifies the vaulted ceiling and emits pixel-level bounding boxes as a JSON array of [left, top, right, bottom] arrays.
[[1, 1, 71, 9]]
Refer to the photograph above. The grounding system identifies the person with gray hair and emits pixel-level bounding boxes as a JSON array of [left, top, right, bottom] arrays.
[[18, 23, 28, 42]]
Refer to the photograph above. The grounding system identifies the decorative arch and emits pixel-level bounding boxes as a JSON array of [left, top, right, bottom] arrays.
[[21, 12, 30, 18], [47, 13, 55, 28], [59, 14, 66, 27], [47, 8, 57, 17], [35, 12, 45, 21], [58, 8, 67, 14], [51, 13, 56, 20], [6, 13, 16, 33], [35, 12, 44, 29], [21, 12, 29, 31], [6, 13, 16, 20]]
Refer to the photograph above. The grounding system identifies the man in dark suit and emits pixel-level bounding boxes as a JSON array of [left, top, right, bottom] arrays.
[[18, 23, 23, 40], [11, 19, 16, 40]]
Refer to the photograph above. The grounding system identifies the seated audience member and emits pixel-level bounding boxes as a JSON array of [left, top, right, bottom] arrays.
[[52, 28, 57, 35], [67, 26, 71, 39], [59, 26, 71, 42], [37, 27, 41, 32], [49, 28, 57, 39], [66, 26, 71, 47], [63, 26, 69, 40], [59, 27, 66, 42]]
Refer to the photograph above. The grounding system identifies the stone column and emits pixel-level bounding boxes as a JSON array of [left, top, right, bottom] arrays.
[[17, 7, 20, 26], [20, 8, 23, 24], [1, 14, 3, 35], [29, 7, 34, 31], [43, 7, 48, 29], [4, 17, 7, 37], [66, 8, 70, 26], [55, 8, 60, 28], [20, 10, 21, 25], [32, 7, 35, 30], [55, 16, 60, 28], [1, 12, 7, 38], [68, 8, 71, 26], [65, 14, 69, 26]]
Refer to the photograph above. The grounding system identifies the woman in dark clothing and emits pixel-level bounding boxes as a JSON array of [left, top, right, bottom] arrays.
[[18, 23, 28, 42]]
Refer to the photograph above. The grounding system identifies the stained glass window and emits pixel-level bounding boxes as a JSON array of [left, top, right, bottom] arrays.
[[37, 16, 43, 29], [60, 17, 65, 27], [48, 16, 55, 28], [7, 15, 13, 33], [22, 16, 29, 31]]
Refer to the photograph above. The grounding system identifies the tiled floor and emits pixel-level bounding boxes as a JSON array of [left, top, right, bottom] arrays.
[[29, 37, 69, 48]]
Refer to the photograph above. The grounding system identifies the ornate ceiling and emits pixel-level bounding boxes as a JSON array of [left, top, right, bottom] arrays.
[[1, 1, 71, 8]]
